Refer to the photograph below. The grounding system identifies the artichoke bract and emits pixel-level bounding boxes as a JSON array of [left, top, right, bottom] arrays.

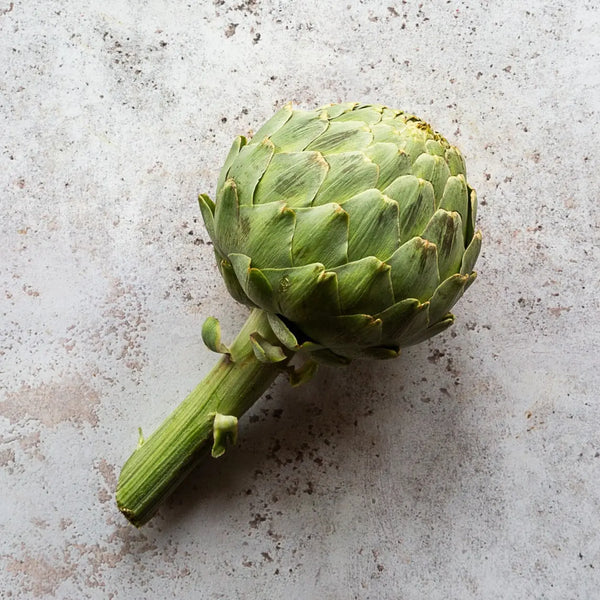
[[117, 103, 481, 526]]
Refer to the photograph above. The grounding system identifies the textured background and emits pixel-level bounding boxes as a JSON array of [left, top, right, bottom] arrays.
[[1, 1, 599, 598]]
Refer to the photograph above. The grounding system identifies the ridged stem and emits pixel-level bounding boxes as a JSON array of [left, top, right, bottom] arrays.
[[116, 309, 291, 527]]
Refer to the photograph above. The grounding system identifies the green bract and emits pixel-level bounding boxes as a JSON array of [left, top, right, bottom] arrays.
[[199, 102, 481, 363]]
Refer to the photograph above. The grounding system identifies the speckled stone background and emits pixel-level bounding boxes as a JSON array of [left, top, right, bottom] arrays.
[[1, 1, 599, 598]]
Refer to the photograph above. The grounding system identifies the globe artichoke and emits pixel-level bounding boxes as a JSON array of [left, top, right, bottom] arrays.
[[117, 103, 481, 526]]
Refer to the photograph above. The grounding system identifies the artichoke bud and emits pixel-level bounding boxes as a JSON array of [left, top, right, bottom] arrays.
[[201, 103, 481, 361]]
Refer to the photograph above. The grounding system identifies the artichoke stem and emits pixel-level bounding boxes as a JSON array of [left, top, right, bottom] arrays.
[[116, 308, 292, 527]]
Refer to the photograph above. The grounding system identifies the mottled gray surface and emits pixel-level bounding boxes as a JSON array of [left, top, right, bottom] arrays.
[[1, 1, 599, 598]]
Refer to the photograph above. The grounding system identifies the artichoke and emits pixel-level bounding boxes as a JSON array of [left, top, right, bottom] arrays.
[[117, 103, 481, 526]]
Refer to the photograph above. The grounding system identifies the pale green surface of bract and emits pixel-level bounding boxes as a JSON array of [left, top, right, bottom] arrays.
[[200, 103, 482, 363]]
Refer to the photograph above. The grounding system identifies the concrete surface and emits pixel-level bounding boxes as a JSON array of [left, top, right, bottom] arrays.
[[1, 1, 599, 598]]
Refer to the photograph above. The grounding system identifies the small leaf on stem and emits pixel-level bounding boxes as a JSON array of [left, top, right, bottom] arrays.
[[211, 413, 239, 458]]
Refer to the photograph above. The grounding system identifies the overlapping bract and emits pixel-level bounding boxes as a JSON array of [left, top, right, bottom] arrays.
[[200, 103, 481, 363]]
